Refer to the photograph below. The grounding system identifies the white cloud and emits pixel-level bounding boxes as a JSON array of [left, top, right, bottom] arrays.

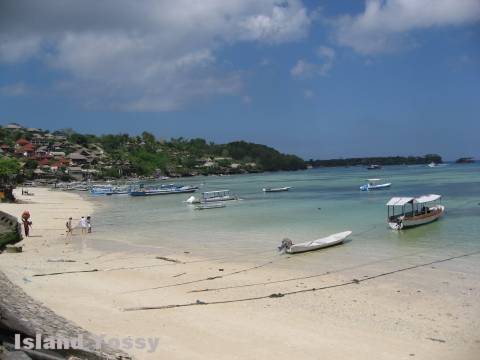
[[291, 45, 335, 78], [332, 0, 480, 54], [291, 59, 316, 78], [0, 0, 310, 111], [0, 82, 28, 96]]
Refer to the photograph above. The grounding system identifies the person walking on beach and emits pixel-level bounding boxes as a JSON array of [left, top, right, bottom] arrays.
[[21, 210, 32, 237], [66, 217, 73, 237], [79, 216, 88, 235], [86, 216, 92, 233]]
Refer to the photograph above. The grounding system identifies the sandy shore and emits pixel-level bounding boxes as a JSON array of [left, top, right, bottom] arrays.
[[1, 187, 479, 360]]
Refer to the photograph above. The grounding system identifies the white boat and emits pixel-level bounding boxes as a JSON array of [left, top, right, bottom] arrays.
[[428, 162, 437, 168], [263, 186, 291, 193], [279, 231, 352, 254], [194, 202, 226, 210], [186, 190, 238, 204], [386, 194, 445, 230], [360, 179, 391, 191]]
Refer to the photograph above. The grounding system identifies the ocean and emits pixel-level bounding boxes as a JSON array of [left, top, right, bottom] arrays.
[[86, 163, 480, 271]]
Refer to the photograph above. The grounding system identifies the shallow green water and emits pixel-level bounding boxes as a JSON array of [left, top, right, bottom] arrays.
[[87, 163, 480, 267]]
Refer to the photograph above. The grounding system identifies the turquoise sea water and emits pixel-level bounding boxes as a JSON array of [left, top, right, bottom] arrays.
[[87, 164, 480, 267]]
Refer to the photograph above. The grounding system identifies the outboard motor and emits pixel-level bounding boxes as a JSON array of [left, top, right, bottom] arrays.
[[278, 238, 293, 252]]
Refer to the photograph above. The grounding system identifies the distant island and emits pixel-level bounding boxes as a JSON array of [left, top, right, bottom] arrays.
[[307, 154, 442, 168], [0, 123, 306, 183], [455, 157, 475, 164]]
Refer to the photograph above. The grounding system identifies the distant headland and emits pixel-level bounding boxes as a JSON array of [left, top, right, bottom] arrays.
[[0, 122, 453, 183]]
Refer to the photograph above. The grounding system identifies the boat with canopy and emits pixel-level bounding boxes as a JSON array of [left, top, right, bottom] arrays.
[[386, 194, 445, 230], [185, 190, 238, 204], [360, 179, 391, 191]]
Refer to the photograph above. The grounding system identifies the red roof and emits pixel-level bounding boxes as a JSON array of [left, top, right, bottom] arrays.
[[39, 158, 50, 166], [16, 139, 30, 146], [0, 144, 10, 149]]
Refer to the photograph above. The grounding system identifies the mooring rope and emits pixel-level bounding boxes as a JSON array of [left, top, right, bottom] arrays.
[[123, 249, 480, 311]]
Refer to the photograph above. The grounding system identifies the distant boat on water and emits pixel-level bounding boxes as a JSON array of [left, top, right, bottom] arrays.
[[194, 202, 226, 210], [367, 164, 382, 170], [262, 186, 291, 193], [186, 190, 238, 204], [360, 179, 391, 191], [386, 194, 445, 230], [130, 184, 197, 196]]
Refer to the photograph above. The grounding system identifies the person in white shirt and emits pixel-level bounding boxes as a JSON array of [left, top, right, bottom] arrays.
[[79, 216, 87, 235]]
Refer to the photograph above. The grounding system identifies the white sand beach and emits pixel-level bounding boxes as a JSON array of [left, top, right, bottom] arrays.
[[1, 187, 479, 360]]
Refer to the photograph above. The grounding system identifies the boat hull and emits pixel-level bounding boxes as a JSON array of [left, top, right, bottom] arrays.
[[388, 205, 445, 230], [286, 231, 352, 254], [263, 187, 291, 192], [360, 183, 391, 191]]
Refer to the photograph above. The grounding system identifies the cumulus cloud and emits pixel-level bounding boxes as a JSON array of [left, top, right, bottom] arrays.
[[332, 0, 480, 54], [0, 0, 310, 111], [291, 45, 335, 78]]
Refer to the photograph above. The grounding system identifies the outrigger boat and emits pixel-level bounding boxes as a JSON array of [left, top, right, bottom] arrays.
[[186, 190, 238, 204], [386, 194, 445, 230], [360, 179, 391, 191], [130, 184, 197, 196], [262, 186, 291, 193], [278, 231, 352, 254], [194, 202, 226, 210]]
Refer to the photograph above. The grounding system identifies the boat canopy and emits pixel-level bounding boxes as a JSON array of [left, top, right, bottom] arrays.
[[386, 194, 442, 206], [415, 194, 441, 204], [367, 178, 381, 182], [386, 197, 415, 206], [203, 190, 230, 195]]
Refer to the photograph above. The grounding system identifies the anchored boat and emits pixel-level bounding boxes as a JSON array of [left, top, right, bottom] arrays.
[[386, 194, 445, 230], [278, 231, 352, 254], [262, 186, 291, 193], [360, 179, 391, 191], [186, 190, 238, 204], [130, 184, 197, 196], [194, 202, 226, 210]]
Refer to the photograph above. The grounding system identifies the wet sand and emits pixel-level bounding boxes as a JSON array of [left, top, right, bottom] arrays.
[[1, 187, 479, 359]]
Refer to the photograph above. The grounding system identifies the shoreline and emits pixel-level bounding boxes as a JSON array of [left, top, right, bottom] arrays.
[[1, 188, 479, 359]]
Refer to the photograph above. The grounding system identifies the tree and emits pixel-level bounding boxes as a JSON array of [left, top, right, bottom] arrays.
[[0, 157, 21, 184]]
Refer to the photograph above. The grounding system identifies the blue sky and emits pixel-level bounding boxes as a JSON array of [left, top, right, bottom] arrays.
[[0, 0, 479, 160]]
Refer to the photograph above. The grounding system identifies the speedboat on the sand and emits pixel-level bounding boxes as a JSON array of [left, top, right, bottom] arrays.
[[278, 231, 352, 254]]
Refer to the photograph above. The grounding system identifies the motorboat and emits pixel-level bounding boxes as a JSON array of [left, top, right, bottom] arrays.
[[360, 179, 391, 191], [185, 190, 238, 204], [386, 194, 445, 230], [130, 185, 197, 196], [367, 164, 382, 170], [262, 186, 291, 193], [278, 231, 352, 254], [194, 202, 226, 210]]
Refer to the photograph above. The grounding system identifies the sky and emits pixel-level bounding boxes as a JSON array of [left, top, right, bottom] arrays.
[[0, 0, 479, 160]]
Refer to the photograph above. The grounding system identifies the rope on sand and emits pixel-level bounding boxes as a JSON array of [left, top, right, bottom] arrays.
[[123, 249, 480, 312], [121, 259, 279, 294]]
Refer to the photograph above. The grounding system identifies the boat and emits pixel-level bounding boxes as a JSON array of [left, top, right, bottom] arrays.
[[130, 185, 197, 196], [194, 202, 226, 210], [263, 186, 291, 193], [428, 162, 437, 168], [279, 231, 352, 254], [386, 194, 445, 230], [367, 164, 382, 170], [185, 190, 238, 204], [360, 179, 391, 191]]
